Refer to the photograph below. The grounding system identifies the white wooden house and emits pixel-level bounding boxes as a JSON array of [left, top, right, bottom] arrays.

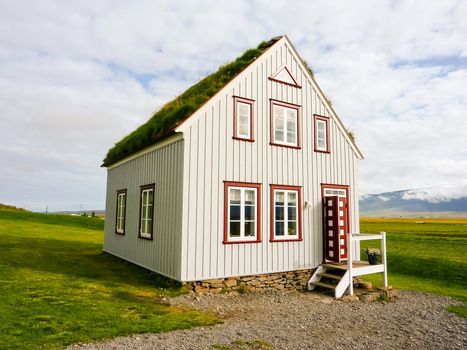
[[103, 36, 386, 296]]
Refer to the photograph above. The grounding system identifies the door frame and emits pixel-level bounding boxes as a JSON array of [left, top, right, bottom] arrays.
[[320, 183, 350, 262]]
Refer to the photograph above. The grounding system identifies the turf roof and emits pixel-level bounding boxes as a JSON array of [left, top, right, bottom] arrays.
[[103, 36, 282, 166]]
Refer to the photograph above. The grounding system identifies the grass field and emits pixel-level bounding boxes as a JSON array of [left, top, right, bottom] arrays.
[[0, 209, 219, 350], [360, 217, 467, 316]]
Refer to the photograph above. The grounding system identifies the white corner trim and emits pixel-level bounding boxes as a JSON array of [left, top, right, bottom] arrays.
[[106, 133, 183, 170]]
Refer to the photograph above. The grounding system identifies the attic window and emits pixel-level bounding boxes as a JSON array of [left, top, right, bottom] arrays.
[[270, 99, 301, 149], [269, 66, 301, 88], [233, 96, 254, 142], [314, 115, 330, 153]]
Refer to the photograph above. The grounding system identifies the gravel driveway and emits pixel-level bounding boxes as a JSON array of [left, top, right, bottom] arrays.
[[69, 290, 466, 350]]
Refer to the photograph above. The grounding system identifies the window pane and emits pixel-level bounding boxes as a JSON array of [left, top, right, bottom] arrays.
[[245, 190, 255, 204], [244, 221, 255, 237], [288, 206, 297, 221], [275, 191, 285, 205], [238, 103, 250, 116], [288, 221, 297, 236], [288, 192, 296, 204], [229, 222, 241, 237], [230, 189, 241, 204], [147, 190, 153, 205], [287, 131, 296, 143], [318, 130, 325, 139], [275, 222, 285, 236], [275, 206, 284, 220], [230, 205, 241, 221], [286, 111, 296, 132], [147, 218, 153, 235], [239, 114, 249, 125], [317, 121, 325, 131], [244, 205, 255, 220], [239, 125, 249, 136], [275, 129, 284, 141], [318, 140, 325, 148]]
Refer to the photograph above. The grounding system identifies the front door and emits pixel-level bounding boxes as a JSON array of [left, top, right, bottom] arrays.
[[322, 186, 349, 263]]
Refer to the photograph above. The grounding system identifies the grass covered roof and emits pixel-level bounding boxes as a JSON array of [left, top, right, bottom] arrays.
[[103, 36, 282, 166]]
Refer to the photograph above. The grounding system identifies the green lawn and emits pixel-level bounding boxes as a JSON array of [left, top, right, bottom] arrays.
[[0, 210, 219, 350], [360, 218, 467, 316]]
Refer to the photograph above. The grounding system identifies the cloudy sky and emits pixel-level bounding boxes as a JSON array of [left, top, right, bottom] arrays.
[[1, 0, 466, 211]]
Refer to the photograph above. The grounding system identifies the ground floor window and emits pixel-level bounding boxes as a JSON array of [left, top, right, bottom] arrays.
[[139, 184, 155, 239], [224, 181, 261, 244], [115, 189, 126, 234], [270, 185, 302, 242]]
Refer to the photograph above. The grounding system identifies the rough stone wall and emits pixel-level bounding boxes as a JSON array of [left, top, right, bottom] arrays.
[[184, 269, 314, 294]]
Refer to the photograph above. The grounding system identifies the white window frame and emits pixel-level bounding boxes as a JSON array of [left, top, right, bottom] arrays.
[[115, 190, 126, 234], [227, 186, 258, 242], [273, 189, 299, 240], [271, 102, 299, 147], [236, 101, 251, 139], [314, 115, 329, 152], [139, 185, 154, 239]]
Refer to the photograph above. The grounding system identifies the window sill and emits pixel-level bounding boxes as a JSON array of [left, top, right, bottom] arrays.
[[314, 149, 330, 154], [223, 239, 261, 244], [115, 231, 125, 235], [138, 234, 153, 240], [270, 237, 303, 242], [269, 142, 301, 150], [232, 136, 255, 142]]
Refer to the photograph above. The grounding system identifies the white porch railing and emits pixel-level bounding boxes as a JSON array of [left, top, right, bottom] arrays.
[[347, 231, 388, 296]]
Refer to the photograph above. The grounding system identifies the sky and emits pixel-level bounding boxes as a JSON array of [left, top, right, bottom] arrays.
[[1, 0, 466, 212]]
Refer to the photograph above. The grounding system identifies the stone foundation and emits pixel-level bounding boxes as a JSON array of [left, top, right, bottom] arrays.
[[184, 269, 314, 294]]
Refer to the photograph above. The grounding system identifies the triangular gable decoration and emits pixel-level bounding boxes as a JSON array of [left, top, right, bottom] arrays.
[[269, 66, 301, 88]]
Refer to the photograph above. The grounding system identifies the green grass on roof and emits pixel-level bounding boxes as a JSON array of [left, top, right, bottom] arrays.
[[103, 37, 281, 166]]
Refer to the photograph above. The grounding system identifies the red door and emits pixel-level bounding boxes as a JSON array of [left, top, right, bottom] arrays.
[[324, 196, 348, 262]]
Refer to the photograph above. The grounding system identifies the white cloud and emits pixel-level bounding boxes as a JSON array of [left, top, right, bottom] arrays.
[[0, 0, 466, 210], [402, 186, 467, 203]]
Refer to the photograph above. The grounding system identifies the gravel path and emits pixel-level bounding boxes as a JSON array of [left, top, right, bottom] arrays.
[[69, 290, 466, 350]]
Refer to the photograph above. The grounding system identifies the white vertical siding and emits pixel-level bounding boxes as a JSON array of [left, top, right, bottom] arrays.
[[104, 139, 184, 280], [178, 39, 360, 281]]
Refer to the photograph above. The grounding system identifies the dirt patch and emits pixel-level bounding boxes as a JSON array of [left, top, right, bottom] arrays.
[[69, 290, 466, 350]]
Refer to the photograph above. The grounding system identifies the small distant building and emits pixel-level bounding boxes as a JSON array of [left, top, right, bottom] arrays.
[[102, 36, 363, 291]]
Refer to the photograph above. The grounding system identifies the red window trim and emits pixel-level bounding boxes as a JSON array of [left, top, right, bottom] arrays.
[[314, 114, 330, 154], [269, 99, 301, 149], [233, 96, 255, 142], [138, 183, 155, 241], [223, 181, 262, 244], [269, 184, 303, 242], [115, 189, 127, 235], [268, 65, 302, 88], [320, 183, 350, 262]]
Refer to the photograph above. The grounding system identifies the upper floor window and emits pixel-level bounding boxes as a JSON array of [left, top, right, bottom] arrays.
[[270, 100, 301, 149], [233, 96, 254, 142], [224, 181, 261, 244], [139, 184, 155, 240], [270, 185, 302, 242], [115, 189, 127, 234], [314, 115, 330, 153]]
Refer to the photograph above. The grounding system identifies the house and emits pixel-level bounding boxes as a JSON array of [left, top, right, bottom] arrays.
[[103, 35, 373, 295]]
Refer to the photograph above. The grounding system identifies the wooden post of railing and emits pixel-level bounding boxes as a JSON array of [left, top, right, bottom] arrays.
[[381, 231, 388, 288], [348, 233, 353, 295]]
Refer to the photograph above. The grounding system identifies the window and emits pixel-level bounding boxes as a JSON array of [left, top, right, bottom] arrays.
[[224, 181, 261, 244], [233, 96, 254, 141], [139, 184, 155, 239], [270, 185, 302, 242], [115, 189, 126, 234], [270, 100, 301, 148], [314, 115, 330, 153]]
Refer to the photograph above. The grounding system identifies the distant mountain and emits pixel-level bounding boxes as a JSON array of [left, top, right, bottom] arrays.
[[359, 189, 467, 216]]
